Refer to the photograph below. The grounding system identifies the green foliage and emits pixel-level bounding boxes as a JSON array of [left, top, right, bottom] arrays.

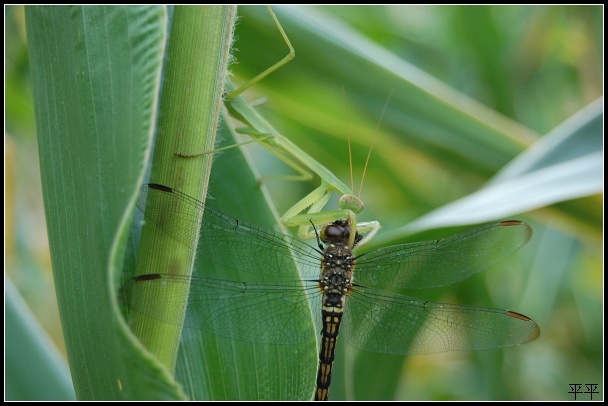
[[6, 5, 602, 401]]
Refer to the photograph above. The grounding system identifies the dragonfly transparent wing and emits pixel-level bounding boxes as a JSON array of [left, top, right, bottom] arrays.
[[123, 274, 322, 345], [123, 273, 540, 354], [343, 284, 540, 355], [139, 185, 532, 289], [138, 184, 322, 279], [354, 221, 532, 289], [131, 184, 539, 354]]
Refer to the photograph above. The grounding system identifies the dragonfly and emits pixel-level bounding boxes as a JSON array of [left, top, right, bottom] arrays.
[[123, 183, 540, 401]]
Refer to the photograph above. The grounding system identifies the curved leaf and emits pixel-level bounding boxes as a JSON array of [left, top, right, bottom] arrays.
[[394, 99, 603, 235], [26, 5, 180, 399], [5, 277, 75, 401]]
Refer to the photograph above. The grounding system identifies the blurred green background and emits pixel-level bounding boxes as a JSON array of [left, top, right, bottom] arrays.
[[5, 5, 602, 400]]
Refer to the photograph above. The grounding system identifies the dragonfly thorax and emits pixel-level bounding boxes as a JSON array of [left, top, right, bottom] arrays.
[[320, 242, 355, 309]]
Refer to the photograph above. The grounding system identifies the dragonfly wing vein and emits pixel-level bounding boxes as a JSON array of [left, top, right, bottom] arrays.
[[125, 274, 321, 345], [138, 184, 322, 279], [354, 221, 532, 289], [342, 285, 540, 355]]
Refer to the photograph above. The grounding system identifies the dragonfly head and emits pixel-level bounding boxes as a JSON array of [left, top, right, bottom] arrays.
[[320, 220, 362, 247]]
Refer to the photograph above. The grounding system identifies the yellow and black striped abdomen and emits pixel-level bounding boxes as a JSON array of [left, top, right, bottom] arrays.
[[315, 309, 344, 401], [314, 236, 355, 401]]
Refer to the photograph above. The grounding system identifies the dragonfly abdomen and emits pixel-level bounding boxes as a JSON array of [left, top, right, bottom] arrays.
[[315, 308, 344, 401], [315, 240, 355, 401]]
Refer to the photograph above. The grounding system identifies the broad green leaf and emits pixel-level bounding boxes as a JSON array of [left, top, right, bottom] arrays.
[[26, 5, 187, 399], [173, 118, 318, 400], [129, 5, 237, 376], [5, 276, 75, 401], [493, 98, 603, 181], [391, 99, 603, 236]]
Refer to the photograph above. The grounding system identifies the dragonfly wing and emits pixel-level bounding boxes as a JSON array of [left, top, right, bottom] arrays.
[[137, 184, 322, 279], [342, 285, 540, 355], [123, 274, 321, 345], [354, 221, 532, 289], [197, 207, 321, 279]]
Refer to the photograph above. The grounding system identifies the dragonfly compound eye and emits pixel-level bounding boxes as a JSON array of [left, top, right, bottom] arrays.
[[321, 223, 347, 243]]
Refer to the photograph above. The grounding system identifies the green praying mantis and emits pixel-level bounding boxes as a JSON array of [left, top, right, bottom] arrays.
[[128, 5, 381, 380], [128, 8, 540, 402], [178, 6, 381, 249]]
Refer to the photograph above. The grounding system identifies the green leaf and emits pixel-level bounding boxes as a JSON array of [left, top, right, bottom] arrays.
[[5, 277, 75, 401], [172, 118, 318, 400], [129, 5, 237, 376], [26, 5, 186, 400], [391, 99, 603, 236]]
